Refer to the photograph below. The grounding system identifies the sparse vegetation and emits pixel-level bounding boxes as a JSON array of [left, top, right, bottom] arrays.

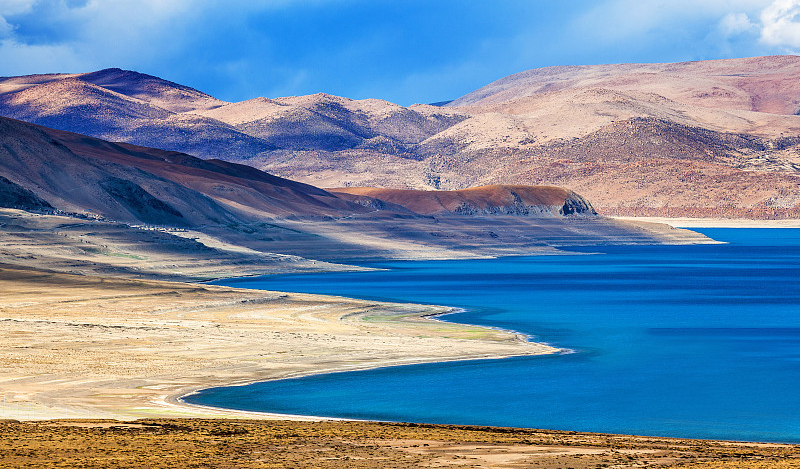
[[1, 419, 798, 469]]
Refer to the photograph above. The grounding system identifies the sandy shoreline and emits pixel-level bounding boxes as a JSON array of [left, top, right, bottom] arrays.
[[612, 216, 800, 228], [171, 349, 542, 422], [0, 264, 558, 421], [171, 305, 570, 422]]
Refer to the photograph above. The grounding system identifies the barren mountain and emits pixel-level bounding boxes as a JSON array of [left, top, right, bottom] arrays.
[[450, 55, 800, 114], [261, 57, 800, 218], [0, 116, 367, 225], [0, 69, 466, 159], [2, 116, 703, 276], [3, 57, 799, 218]]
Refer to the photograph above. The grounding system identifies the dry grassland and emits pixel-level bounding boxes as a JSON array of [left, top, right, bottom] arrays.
[[1, 419, 798, 469]]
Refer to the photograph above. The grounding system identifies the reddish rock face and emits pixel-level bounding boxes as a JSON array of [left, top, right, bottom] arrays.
[[330, 185, 595, 217]]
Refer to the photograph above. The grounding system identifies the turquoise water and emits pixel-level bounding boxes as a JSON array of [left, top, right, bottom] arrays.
[[189, 228, 800, 442]]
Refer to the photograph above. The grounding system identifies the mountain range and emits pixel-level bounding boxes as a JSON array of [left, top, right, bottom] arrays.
[[0, 115, 600, 224], [2, 114, 703, 280], [2, 56, 798, 218]]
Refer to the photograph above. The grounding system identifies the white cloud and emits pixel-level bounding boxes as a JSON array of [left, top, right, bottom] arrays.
[[0, 0, 35, 16], [719, 12, 757, 36], [0, 17, 12, 38], [0, 0, 796, 103], [565, 0, 774, 54], [0, 38, 87, 74], [760, 0, 800, 47], [0, 0, 200, 75]]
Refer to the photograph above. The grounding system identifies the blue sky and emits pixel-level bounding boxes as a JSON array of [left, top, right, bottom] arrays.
[[1, 0, 800, 105]]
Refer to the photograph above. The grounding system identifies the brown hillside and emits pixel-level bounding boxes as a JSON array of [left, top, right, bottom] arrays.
[[3, 58, 800, 218], [0, 116, 714, 291], [259, 57, 800, 219], [449, 55, 800, 114], [332, 185, 595, 217], [0, 116, 369, 225]]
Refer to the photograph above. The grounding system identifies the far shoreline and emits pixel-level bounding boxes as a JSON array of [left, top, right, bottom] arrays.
[[612, 216, 800, 228]]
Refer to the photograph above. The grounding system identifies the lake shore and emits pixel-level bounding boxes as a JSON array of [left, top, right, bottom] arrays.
[[612, 216, 800, 228], [0, 209, 716, 423], [0, 264, 557, 421]]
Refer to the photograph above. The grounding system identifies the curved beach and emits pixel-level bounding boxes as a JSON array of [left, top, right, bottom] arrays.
[[0, 264, 557, 421]]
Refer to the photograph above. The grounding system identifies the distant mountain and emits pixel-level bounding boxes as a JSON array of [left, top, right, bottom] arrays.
[[0, 115, 609, 227], [264, 56, 800, 219], [0, 69, 276, 160], [2, 58, 800, 218], [0, 69, 466, 159], [448, 55, 800, 114]]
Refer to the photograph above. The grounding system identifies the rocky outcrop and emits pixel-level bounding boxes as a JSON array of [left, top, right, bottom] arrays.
[[560, 192, 595, 216], [331, 185, 596, 218], [0, 175, 53, 211]]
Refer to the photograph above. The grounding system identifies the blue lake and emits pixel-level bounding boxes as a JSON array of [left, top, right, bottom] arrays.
[[189, 228, 800, 443]]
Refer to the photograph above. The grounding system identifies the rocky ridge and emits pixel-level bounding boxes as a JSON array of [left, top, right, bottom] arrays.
[[331, 185, 595, 217]]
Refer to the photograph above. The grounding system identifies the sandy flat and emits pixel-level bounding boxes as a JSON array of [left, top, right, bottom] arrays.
[[0, 208, 361, 281], [612, 216, 800, 228], [0, 264, 557, 421]]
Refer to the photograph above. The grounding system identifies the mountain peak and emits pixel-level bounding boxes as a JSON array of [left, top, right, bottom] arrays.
[[80, 67, 174, 88], [76, 68, 225, 112]]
